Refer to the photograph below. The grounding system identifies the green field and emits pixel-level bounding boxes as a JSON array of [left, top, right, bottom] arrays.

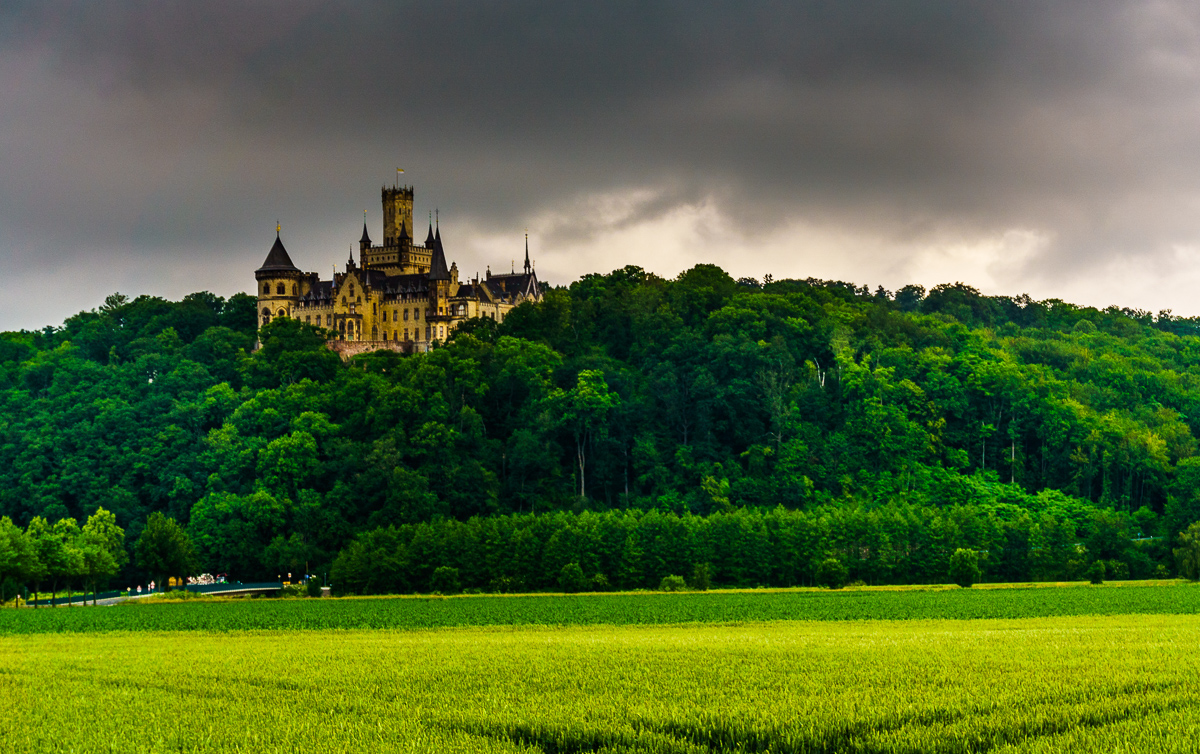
[[3, 585, 1199, 753], [0, 581, 1197, 634], [2, 615, 1199, 753]]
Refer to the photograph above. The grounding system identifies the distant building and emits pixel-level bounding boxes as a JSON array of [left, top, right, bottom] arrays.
[[254, 182, 542, 355]]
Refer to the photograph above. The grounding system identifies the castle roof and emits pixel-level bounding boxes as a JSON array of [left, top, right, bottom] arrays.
[[428, 232, 450, 281], [424, 222, 435, 246], [360, 223, 371, 245], [256, 233, 300, 274]]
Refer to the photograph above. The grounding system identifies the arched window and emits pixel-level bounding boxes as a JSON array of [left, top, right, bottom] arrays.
[[292, 284, 297, 295], [278, 309, 287, 318], [341, 297, 347, 306], [262, 283, 270, 295], [276, 283, 285, 295]]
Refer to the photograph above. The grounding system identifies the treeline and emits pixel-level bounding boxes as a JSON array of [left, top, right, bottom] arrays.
[[0, 510, 198, 604], [330, 499, 1169, 595], [1, 267, 1200, 588]]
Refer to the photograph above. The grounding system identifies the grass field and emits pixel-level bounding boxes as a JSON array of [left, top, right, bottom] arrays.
[[2, 615, 1198, 753], [0, 581, 1197, 634]]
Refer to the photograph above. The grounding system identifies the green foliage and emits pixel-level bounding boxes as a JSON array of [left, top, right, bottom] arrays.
[[1175, 522, 1200, 580], [949, 549, 982, 588], [1088, 561, 1107, 584], [658, 574, 687, 592], [306, 578, 323, 598], [135, 513, 197, 589], [689, 562, 712, 591], [2, 267, 1200, 594], [558, 562, 589, 593], [816, 558, 849, 589], [430, 566, 461, 595]]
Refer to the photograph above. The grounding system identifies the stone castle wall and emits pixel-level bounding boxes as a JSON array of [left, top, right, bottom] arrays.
[[325, 339, 412, 360]]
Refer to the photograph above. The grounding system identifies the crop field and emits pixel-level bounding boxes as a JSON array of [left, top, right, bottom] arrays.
[[0, 581, 1197, 634], [2, 615, 1198, 753]]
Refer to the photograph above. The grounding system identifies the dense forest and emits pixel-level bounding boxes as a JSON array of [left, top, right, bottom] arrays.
[[2, 265, 1200, 595]]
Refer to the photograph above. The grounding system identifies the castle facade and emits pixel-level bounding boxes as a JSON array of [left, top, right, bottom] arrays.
[[255, 183, 542, 353]]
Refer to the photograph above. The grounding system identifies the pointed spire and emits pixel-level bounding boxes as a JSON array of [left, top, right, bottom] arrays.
[[524, 231, 531, 274], [428, 221, 450, 281], [257, 225, 298, 274], [425, 211, 435, 246]]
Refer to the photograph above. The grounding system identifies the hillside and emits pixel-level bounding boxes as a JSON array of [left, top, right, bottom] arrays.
[[1, 266, 1198, 589]]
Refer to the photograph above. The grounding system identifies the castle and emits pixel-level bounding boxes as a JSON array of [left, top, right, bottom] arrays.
[[255, 182, 542, 354]]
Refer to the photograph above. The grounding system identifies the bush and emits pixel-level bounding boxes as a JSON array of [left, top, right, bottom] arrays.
[[1087, 560, 1106, 585], [558, 562, 589, 593], [1175, 521, 1200, 580], [816, 557, 849, 589], [489, 576, 524, 594], [949, 549, 981, 588], [659, 574, 687, 592], [1154, 564, 1171, 579], [1103, 560, 1130, 581], [591, 573, 610, 592], [689, 563, 712, 591], [430, 566, 461, 594], [305, 578, 323, 598]]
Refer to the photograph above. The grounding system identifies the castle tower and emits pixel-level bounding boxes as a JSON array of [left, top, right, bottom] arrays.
[[255, 227, 303, 327], [382, 186, 414, 247]]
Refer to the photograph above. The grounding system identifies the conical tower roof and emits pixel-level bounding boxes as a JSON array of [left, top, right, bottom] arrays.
[[428, 231, 450, 280], [256, 231, 300, 274], [360, 223, 372, 245], [424, 222, 435, 247]]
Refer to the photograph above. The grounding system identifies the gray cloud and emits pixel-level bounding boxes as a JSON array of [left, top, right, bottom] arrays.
[[3, 1, 1200, 328]]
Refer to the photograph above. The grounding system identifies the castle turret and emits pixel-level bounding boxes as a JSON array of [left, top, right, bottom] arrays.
[[359, 222, 372, 253], [255, 227, 303, 328]]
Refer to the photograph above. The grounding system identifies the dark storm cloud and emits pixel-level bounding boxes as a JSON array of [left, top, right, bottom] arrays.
[[2, 1, 1200, 327]]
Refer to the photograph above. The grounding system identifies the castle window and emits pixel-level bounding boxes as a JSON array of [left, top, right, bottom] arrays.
[[305, 316, 310, 324], [326, 314, 332, 325], [350, 284, 355, 294], [341, 297, 346, 306], [263, 283, 270, 295], [292, 284, 297, 295], [404, 309, 409, 321], [276, 283, 285, 295], [278, 309, 286, 318]]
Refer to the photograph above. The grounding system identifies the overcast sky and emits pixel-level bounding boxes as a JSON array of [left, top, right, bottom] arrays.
[[4, 1, 1200, 329]]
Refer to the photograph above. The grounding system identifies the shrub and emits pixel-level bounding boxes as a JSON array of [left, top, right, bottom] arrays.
[[558, 562, 589, 593], [1103, 560, 1130, 581], [305, 578, 322, 598], [1154, 564, 1171, 579], [1175, 522, 1200, 580], [591, 573, 610, 592], [816, 558, 849, 589], [1087, 561, 1106, 585], [430, 566, 461, 595], [689, 563, 712, 591], [659, 574, 687, 592], [949, 549, 981, 588], [489, 576, 524, 594]]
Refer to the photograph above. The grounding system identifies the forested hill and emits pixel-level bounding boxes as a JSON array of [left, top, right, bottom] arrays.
[[2, 266, 1200, 586]]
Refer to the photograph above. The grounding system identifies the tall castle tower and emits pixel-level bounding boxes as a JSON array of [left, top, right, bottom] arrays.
[[382, 186, 414, 247]]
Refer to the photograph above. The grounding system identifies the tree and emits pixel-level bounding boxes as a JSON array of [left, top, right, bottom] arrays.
[[1087, 560, 1106, 584], [1175, 521, 1200, 580], [949, 548, 981, 588], [430, 566, 461, 594], [547, 370, 620, 500], [816, 557, 849, 589], [80, 507, 127, 604], [0, 517, 40, 606], [135, 512, 197, 591], [558, 562, 589, 593]]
